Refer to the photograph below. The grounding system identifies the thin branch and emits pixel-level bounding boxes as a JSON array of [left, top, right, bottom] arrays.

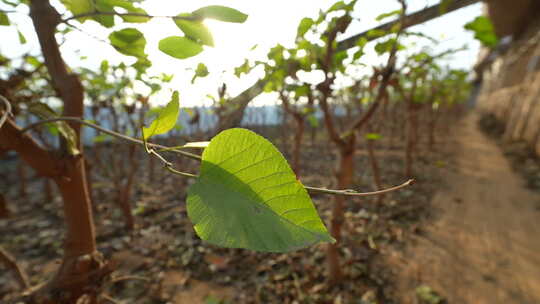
[[305, 179, 414, 197], [21, 116, 412, 197], [141, 127, 199, 178], [61, 11, 197, 24], [0, 95, 13, 131], [21, 117, 202, 161], [0, 246, 30, 290], [111, 275, 150, 283]]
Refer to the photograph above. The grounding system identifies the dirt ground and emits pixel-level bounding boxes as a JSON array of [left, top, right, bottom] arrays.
[[390, 113, 540, 304]]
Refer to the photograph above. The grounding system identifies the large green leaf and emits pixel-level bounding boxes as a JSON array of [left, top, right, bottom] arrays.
[[192, 5, 248, 23], [143, 91, 180, 140], [175, 14, 214, 47], [187, 128, 334, 252], [159, 36, 203, 59], [109, 28, 146, 58]]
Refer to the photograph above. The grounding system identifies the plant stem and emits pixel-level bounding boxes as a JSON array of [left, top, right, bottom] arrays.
[[21, 115, 414, 196], [21, 116, 202, 161]]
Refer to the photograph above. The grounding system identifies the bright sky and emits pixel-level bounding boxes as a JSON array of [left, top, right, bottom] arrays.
[[0, 0, 483, 106]]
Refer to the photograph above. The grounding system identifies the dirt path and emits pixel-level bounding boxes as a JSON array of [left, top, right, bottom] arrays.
[[392, 113, 540, 304]]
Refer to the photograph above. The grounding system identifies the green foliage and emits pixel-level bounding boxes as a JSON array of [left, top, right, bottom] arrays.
[[234, 59, 252, 78], [365, 133, 382, 141], [192, 5, 248, 23], [191, 63, 209, 83], [60, 0, 93, 18], [159, 36, 203, 59], [0, 12, 10, 26], [27, 103, 80, 155], [375, 9, 402, 21], [297, 17, 314, 38], [187, 128, 334, 252], [142, 92, 180, 140], [17, 30, 26, 44], [464, 16, 498, 48], [108, 28, 146, 58], [374, 38, 404, 55], [175, 14, 214, 47], [416, 285, 445, 304]]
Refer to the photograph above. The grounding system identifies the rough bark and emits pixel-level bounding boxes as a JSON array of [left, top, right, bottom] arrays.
[[27, 0, 105, 302], [326, 143, 355, 284]]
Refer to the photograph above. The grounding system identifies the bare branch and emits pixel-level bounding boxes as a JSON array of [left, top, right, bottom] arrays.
[[305, 179, 415, 197], [0, 246, 30, 290]]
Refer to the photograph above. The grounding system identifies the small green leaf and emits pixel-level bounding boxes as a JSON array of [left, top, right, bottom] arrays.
[[464, 16, 498, 48], [191, 63, 209, 83], [25, 56, 41, 67], [159, 36, 203, 59], [142, 91, 180, 140], [100, 60, 109, 73], [17, 30, 26, 44], [234, 59, 251, 78], [328, 1, 346, 12], [0, 12, 10, 26], [187, 128, 334, 252], [375, 9, 402, 21], [175, 14, 214, 47], [192, 5, 248, 23], [297, 17, 314, 38], [109, 28, 146, 58], [365, 133, 382, 140], [366, 29, 386, 39]]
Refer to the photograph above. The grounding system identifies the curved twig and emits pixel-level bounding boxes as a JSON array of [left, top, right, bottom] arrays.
[[305, 179, 414, 197]]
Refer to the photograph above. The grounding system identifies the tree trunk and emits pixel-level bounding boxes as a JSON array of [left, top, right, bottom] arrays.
[[292, 115, 305, 177], [367, 139, 383, 204], [28, 1, 106, 302], [405, 103, 418, 178], [43, 178, 53, 203], [17, 161, 27, 198], [326, 142, 355, 285], [0, 194, 9, 218]]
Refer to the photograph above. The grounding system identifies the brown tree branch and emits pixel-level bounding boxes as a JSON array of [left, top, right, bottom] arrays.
[[0, 117, 58, 177]]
